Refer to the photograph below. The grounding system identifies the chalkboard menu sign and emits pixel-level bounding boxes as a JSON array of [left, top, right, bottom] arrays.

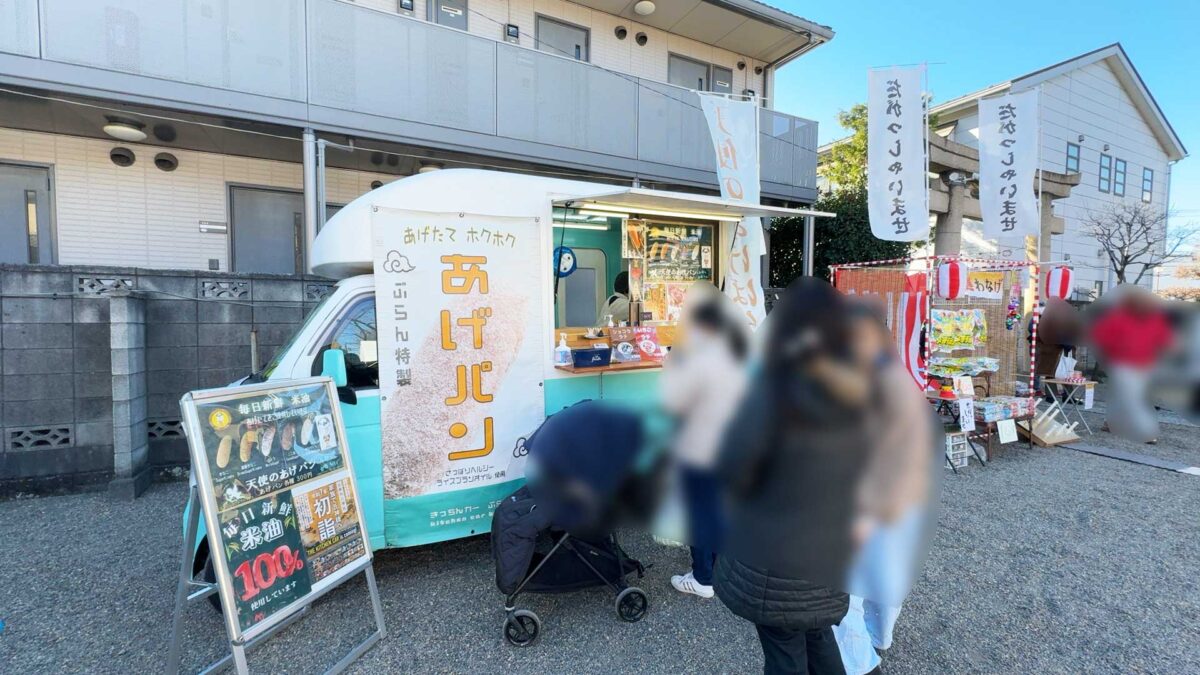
[[181, 377, 371, 642]]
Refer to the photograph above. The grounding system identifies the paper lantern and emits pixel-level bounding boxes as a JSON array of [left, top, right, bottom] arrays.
[[936, 261, 968, 300], [1045, 265, 1074, 299]]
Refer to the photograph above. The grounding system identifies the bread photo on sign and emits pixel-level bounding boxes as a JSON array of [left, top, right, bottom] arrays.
[[239, 429, 258, 463], [259, 424, 276, 458], [216, 435, 234, 469]]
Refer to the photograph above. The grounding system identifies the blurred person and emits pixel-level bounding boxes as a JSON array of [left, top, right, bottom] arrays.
[[596, 271, 630, 326], [713, 278, 876, 675], [660, 283, 749, 598], [834, 303, 940, 673], [1030, 299, 1082, 401], [1089, 285, 1175, 443]]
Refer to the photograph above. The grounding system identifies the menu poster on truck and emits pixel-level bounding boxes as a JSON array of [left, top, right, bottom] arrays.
[[372, 208, 546, 547], [181, 378, 371, 641]]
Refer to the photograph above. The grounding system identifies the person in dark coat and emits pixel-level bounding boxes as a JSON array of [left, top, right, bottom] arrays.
[[714, 278, 876, 675]]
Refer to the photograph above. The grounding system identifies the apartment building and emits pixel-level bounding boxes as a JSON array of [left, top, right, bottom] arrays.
[[0, 0, 833, 274], [930, 44, 1187, 296]]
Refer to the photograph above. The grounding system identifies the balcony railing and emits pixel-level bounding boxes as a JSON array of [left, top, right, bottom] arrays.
[[6, 0, 818, 198]]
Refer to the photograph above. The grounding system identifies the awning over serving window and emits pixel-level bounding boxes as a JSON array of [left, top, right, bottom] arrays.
[[554, 188, 833, 222]]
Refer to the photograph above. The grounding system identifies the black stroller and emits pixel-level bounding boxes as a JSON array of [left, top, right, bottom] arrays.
[[491, 400, 657, 647]]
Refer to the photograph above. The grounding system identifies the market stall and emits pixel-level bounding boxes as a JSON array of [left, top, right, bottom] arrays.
[[831, 255, 1047, 467]]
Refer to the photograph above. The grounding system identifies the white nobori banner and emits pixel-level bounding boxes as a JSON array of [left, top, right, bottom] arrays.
[[979, 89, 1040, 240], [867, 66, 929, 242], [698, 93, 767, 330]]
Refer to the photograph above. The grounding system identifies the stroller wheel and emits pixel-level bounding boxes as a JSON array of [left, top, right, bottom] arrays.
[[615, 587, 648, 622], [503, 609, 541, 647]]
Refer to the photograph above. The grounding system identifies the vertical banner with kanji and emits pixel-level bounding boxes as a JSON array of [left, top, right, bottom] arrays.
[[697, 92, 766, 330], [979, 89, 1040, 240], [867, 65, 929, 242], [372, 209, 545, 547]]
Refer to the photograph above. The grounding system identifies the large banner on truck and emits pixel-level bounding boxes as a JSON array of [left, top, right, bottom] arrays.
[[373, 208, 546, 546]]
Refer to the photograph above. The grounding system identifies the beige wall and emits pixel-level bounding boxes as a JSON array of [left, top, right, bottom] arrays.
[[0, 127, 396, 271], [350, 0, 768, 98]]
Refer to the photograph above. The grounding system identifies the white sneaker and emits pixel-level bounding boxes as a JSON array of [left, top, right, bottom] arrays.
[[671, 572, 714, 598]]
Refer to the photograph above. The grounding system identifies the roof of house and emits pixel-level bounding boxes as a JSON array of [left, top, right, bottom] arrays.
[[567, 0, 834, 65], [930, 43, 1186, 161], [820, 44, 1187, 162]]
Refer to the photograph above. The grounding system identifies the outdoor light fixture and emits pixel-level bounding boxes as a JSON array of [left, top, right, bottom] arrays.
[[417, 162, 444, 173], [633, 0, 655, 15], [577, 202, 740, 222], [553, 221, 610, 231], [576, 208, 629, 219], [102, 117, 147, 142]]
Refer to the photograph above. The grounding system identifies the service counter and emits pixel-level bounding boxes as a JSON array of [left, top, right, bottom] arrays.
[[543, 325, 674, 411]]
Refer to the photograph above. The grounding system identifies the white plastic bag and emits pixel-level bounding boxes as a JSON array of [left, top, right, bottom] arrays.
[[1054, 353, 1077, 379]]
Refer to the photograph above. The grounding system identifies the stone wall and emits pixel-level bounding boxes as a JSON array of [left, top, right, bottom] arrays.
[[0, 265, 332, 497]]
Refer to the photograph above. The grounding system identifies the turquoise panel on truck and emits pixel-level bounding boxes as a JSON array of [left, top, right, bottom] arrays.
[[341, 395, 386, 551], [544, 375, 601, 414], [598, 370, 661, 407], [543, 370, 662, 414]]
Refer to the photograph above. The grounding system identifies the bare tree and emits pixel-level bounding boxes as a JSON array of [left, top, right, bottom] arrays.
[[1083, 201, 1198, 285]]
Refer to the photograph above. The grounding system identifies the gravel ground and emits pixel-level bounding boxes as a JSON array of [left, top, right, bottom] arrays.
[[2, 425, 1198, 674]]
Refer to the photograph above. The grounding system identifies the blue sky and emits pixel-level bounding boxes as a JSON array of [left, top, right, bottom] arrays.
[[771, 0, 1200, 226]]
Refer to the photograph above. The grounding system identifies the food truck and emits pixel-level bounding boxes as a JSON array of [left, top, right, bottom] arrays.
[[188, 168, 820, 573]]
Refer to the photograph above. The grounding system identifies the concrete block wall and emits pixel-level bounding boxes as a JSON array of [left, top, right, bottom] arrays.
[[0, 264, 331, 497]]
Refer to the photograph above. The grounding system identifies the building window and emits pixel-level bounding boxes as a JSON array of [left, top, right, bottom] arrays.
[[1093, 280, 1104, 300], [1142, 168, 1154, 203], [1065, 142, 1080, 173], [535, 15, 589, 62], [1113, 158, 1127, 197], [1098, 153, 1112, 193]]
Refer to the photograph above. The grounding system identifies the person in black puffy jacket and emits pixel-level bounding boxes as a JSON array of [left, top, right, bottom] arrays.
[[714, 278, 876, 675]]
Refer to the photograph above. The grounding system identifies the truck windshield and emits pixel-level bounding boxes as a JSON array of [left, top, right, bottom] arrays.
[[250, 292, 338, 382]]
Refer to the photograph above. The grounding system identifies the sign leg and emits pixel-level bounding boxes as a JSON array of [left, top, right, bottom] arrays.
[[365, 566, 387, 640], [232, 642, 250, 675], [166, 483, 202, 675]]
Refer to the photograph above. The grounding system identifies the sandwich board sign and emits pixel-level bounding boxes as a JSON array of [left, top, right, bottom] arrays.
[[167, 377, 385, 674]]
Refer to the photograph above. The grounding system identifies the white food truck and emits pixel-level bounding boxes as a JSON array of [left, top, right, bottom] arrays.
[[188, 167, 819, 573]]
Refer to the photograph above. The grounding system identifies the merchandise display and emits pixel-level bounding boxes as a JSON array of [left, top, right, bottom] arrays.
[[974, 396, 1038, 423], [930, 308, 988, 352], [927, 356, 1000, 378]]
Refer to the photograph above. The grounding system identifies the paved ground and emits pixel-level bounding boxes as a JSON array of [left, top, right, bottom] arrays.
[[1, 419, 1197, 674]]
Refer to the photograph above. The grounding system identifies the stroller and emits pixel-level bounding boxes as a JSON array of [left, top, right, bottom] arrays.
[[491, 400, 658, 647]]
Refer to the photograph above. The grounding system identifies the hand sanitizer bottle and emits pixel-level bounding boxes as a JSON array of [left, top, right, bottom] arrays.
[[555, 333, 572, 366]]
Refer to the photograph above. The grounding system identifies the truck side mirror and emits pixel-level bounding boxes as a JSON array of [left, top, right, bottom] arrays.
[[322, 348, 348, 387]]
